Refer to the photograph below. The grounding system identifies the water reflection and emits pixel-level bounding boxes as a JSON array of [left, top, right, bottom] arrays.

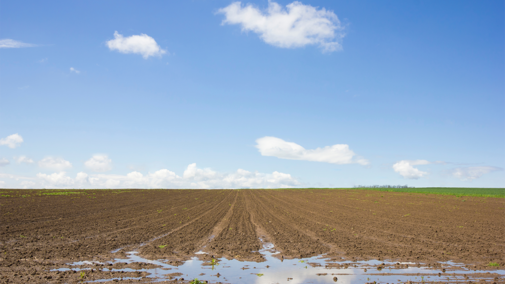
[[56, 243, 504, 283]]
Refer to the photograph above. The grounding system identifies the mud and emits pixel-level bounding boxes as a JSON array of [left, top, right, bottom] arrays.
[[1, 188, 504, 283]]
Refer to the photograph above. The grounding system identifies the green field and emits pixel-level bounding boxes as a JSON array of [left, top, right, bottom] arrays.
[[341, 187, 505, 198], [266, 187, 505, 198]]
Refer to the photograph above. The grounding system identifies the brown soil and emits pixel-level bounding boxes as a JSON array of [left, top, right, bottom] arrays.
[[1, 189, 504, 283]]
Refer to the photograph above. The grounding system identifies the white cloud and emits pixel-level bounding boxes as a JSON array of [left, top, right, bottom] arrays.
[[38, 157, 72, 171], [106, 31, 167, 59], [15, 155, 34, 164], [0, 158, 10, 167], [5, 163, 300, 189], [76, 172, 90, 184], [0, 39, 36, 48], [450, 166, 502, 181], [70, 67, 80, 74], [0, 180, 5, 187], [84, 154, 112, 172], [183, 163, 219, 180], [0, 133, 23, 148], [392, 160, 430, 179], [255, 136, 369, 165], [37, 172, 75, 187], [217, 1, 345, 52]]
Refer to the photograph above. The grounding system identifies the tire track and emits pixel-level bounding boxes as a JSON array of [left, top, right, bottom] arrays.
[[206, 191, 264, 261], [139, 190, 236, 260], [245, 190, 330, 258]]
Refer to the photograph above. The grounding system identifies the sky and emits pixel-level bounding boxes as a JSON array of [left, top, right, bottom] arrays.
[[0, 0, 503, 189]]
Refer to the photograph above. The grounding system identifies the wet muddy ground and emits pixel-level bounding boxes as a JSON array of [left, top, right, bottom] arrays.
[[1, 189, 504, 283]]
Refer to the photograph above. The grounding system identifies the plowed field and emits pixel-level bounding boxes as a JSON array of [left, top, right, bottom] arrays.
[[1, 189, 504, 283]]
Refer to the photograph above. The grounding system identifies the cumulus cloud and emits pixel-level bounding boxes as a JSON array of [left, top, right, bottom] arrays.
[[6, 163, 300, 189], [84, 154, 112, 172], [37, 172, 75, 187], [106, 31, 167, 59], [15, 156, 34, 164], [0, 158, 10, 167], [0, 39, 36, 48], [217, 1, 344, 52], [70, 67, 80, 74], [0, 133, 23, 148], [392, 160, 431, 179], [256, 136, 368, 165], [38, 157, 72, 171], [76, 172, 90, 184], [450, 166, 502, 181]]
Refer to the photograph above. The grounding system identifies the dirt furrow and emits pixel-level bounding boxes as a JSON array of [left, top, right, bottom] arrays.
[[205, 191, 264, 261], [138, 190, 237, 260], [245, 190, 330, 259], [259, 189, 505, 263]]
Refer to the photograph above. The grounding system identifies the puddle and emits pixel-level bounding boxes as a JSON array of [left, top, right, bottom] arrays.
[[56, 242, 504, 283]]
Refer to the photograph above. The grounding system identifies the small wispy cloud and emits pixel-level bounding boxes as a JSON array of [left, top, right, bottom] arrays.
[[0, 158, 10, 167], [15, 156, 35, 164], [106, 31, 167, 59], [70, 67, 80, 74], [392, 160, 430, 179], [449, 166, 502, 181], [0, 39, 36, 48], [84, 154, 112, 172], [38, 157, 72, 171], [0, 133, 24, 149]]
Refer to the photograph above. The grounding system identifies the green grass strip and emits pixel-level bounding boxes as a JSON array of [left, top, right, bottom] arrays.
[[259, 187, 505, 198]]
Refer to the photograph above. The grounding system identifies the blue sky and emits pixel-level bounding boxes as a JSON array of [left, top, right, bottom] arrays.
[[0, 0, 503, 189]]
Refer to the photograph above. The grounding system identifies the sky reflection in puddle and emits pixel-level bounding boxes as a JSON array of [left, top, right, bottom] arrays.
[[59, 244, 504, 283]]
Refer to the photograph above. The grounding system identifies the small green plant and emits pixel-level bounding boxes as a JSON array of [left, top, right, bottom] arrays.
[[256, 273, 264, 277], [157, 209, 162, 213], [80, 271, 85, 279], [488, 262, 499, 267], [190, 279, 205, 284], [298, 260, 305, 263], [210, 258, 219, 270], [158, 245, 167, 248], [20, 235, 26, 238]]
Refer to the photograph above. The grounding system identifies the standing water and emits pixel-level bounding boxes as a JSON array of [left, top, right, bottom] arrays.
[[55, 241, 504, 283]]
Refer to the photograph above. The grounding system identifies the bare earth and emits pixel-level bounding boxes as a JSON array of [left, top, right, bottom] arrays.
[[1, 189, 504, 283]]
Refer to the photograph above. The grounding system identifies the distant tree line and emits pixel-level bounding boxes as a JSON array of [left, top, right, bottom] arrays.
[[353, 185, 412, 188]]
